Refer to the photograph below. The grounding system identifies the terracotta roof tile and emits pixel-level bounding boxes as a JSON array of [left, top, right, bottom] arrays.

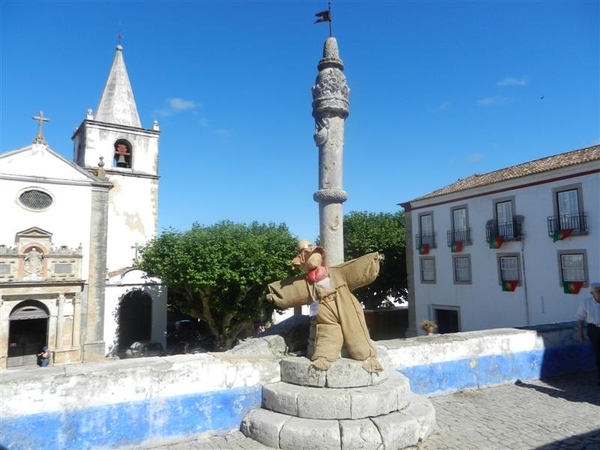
[[412, 144, 600, 202]]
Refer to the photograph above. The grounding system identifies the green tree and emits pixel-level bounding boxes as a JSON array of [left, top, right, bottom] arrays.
[[343, 210, 406, 309], [137, 221, 298, 350]]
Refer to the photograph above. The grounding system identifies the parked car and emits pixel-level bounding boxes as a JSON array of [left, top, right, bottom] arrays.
[[125, 341, 165, 358]]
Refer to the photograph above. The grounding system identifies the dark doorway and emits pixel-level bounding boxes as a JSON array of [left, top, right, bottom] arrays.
[[434, 307, 460, 334], [8, 300, 49, 367], [118, 290, 152, 349]]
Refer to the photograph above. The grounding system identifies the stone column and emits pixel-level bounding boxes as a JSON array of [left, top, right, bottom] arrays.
[[83, 185, 109, 361], [73, 293, 82, 348], [312, 37, 349, 266], [56, 294, 65, 349], [0, 297, 6, 369]]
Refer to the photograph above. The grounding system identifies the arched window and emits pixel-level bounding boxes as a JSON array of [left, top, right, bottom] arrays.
[[113, 139, 132, 168]]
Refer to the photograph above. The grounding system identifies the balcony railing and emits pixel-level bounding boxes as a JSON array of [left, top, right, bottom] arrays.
[[446, 228, 472, 247], [485, 217, 523, 242], [547, 213, 588, 237], [415, 233, 437, 249]]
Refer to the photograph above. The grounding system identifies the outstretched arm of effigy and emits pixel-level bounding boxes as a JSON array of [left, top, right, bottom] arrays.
[[266, 275, 313, 309], [333, 252, 381, 292]]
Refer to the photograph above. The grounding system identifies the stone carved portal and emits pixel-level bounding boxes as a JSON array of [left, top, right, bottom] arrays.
[[117, 290, 152, 350], [7, 300, 49, 367]]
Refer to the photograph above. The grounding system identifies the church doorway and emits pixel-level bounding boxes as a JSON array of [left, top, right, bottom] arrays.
[[117, 290, 152, 350], [7, 300, 49, 368]]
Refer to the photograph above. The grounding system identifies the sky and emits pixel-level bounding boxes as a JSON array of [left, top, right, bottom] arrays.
[[1, 1, 598, 242]]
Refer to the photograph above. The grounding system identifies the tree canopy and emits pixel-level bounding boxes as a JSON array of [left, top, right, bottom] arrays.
[[343, 210, 406, 309], [136, 221, 298, 350]]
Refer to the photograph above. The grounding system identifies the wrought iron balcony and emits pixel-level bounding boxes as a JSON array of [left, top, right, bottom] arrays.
[[415, 233, 437, 249], [485, 217, 523, 242], [547, 213, 588, 236], [446, 228, 472, 247]]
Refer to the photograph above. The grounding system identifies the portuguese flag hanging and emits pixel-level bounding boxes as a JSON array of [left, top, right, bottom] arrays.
[[563, 281, 583, 294], [502, 280, 518, 292], [451, 240, 463, 252], [418, 243, 430, 255], [489, 236, 505, 249], [553, 229, 573, 242]]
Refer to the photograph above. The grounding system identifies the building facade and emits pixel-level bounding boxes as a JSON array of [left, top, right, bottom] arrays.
[[0, 45, 167, 369], [400, 145, 600, 336]]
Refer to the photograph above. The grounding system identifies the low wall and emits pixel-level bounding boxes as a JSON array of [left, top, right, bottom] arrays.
[[384, 323, 594, 394], [0, 322, 594, 449]]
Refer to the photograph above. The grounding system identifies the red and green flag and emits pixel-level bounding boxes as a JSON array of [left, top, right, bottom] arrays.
[[502, 280, 518, 292], [553, 229, 573, 242], [489, 236, 505, 249], [451, 240, 463, 252], [563, 281, 583, 294], [418, 243, 429, 255]]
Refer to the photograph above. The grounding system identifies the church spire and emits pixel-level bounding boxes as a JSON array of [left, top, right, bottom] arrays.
[[95, 45, 141, 127]]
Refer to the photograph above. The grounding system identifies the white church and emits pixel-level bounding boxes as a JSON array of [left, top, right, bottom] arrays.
[[0, 45, 167, 369]]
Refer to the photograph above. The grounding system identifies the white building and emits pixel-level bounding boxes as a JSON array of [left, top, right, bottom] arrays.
[[400, 145, 600, 336], [0, 45, 167, 369]]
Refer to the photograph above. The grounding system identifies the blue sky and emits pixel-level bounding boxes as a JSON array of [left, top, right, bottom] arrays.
[[1, 1, 598, 242]]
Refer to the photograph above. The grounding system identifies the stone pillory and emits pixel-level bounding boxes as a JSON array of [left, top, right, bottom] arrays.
[[312, 37, 349, 266]]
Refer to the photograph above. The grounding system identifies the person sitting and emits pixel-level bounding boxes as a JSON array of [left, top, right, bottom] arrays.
[[37, 346, 51, 367]]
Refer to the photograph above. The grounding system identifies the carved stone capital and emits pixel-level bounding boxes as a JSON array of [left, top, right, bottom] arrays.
[[312, 69, 350, 118], [313, 189, 348, 204]]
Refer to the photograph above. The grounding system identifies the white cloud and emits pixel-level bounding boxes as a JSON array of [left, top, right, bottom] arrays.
[[496, 77, 528, 87], [168, 98, 197, 111], [154, 97, 198, 117], [466, 153, 483, 163], [476, 96, 512, 106]]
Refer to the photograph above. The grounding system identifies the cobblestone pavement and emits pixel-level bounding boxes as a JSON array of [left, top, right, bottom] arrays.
[[138, 371, 600, 450]]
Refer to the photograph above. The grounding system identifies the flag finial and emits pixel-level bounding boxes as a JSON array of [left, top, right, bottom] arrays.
[[314, 2, 332, 37]]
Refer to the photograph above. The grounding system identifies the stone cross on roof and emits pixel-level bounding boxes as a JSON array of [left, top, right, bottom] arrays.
[[32, 111, 50, 144]]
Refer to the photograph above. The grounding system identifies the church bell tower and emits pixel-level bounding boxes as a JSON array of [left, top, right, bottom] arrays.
[[72, 44, 160, 273]]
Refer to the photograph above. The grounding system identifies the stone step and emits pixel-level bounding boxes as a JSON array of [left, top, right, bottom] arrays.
[[263, 371, 411, 420], [280, 355, 390, 388], [241, 394, 436, 450]]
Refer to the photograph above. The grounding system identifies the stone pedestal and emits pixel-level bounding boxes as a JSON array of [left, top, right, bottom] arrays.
[[241, 355, 435, 449]]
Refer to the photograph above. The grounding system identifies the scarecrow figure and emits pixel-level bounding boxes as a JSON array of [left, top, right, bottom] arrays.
[[267, 240, 383, 373]]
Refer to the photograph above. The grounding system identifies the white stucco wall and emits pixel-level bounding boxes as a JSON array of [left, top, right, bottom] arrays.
[[409, 161, 599, 332], [0, 147, 96, 279]]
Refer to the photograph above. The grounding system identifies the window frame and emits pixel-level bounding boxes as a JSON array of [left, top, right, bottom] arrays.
[[418, 212, 435, 248], [496, 252, 522, 286], [493, 196, 516, 239], [452, 254, 472, 284], [448, 204, 472, 245], [17, 187, 54, 212], [551, 183, 586, 234], [556, 249, 588, 286], [420, 257, 436, 284]]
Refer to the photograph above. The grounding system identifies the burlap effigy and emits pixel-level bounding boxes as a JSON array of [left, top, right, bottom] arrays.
[[267, 252, 382, 372]]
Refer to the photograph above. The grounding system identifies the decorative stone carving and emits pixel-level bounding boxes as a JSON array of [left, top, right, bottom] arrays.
[[23, 247, 44, 281], [313, 117, 329, 146], [313, 188, 348, 203]]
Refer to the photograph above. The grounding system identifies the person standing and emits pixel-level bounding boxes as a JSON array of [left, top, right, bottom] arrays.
[[576, 282, 600, 385]]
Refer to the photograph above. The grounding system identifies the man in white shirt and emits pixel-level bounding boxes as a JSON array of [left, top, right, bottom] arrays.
[[576, 282, 600, 384]]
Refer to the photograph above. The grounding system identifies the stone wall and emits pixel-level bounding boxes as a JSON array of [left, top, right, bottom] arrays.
[[0, 323, 594, 449]]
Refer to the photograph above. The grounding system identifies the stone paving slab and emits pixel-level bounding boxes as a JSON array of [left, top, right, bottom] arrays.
[[135, 371, 600, 450]]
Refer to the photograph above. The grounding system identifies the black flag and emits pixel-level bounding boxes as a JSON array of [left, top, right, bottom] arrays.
[[314, 10, 331, 23]]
